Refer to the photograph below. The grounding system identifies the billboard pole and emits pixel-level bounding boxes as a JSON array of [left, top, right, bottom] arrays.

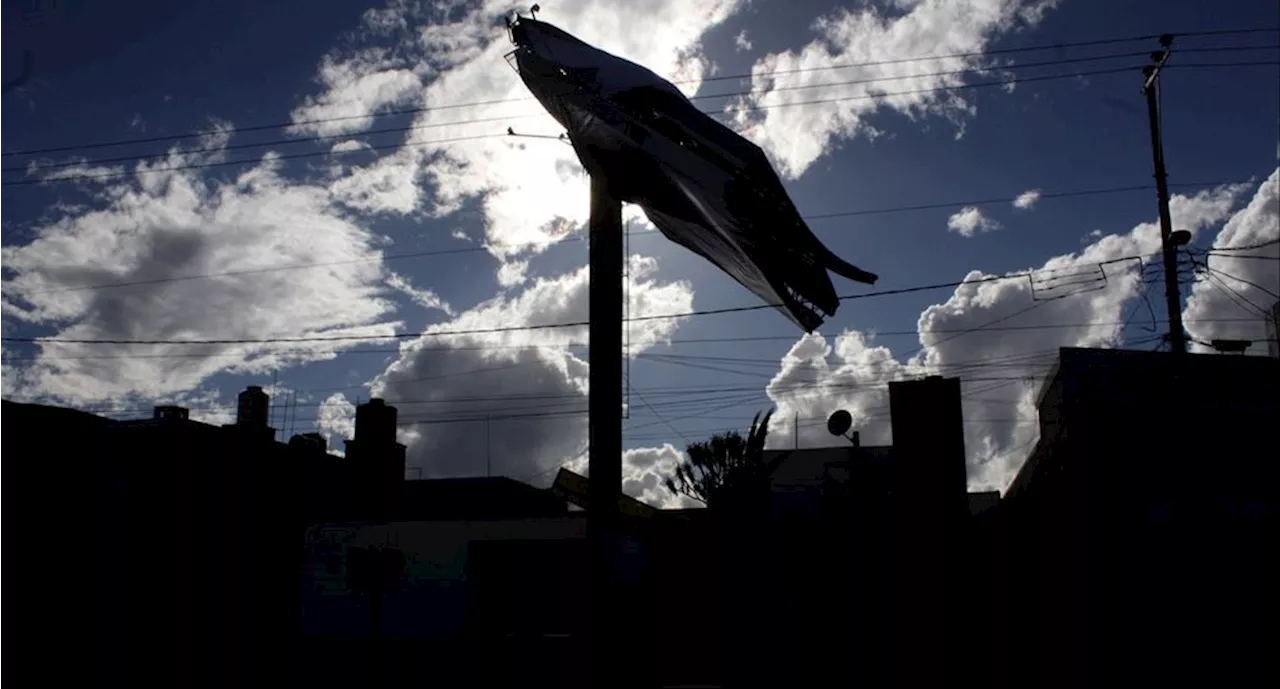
[[587, 174, 623, 685]]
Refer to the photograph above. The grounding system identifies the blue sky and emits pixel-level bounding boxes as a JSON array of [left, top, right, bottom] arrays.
[[3, 0, 1278, 502]]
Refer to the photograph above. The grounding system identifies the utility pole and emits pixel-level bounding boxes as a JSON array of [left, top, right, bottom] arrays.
[[587, 175, 624, 686], [1142, 34, 1188, 355]]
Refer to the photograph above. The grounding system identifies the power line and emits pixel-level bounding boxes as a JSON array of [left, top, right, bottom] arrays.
[[10, 61, 1274, 187], [1194, 269, 1269, 318], [1118, 279, 1160, 336], [28, 47, 1277, 176], [12, 179, 1245, 296], [1204, 265, 1280, 300], [23, 59, 1280, 186], [0, 263, 1138, 346], [5, 50, 1163, 175], [5, 27, 1272, 159], [56, 374, 1054, 417], [40, 342, 1239, 418], [1200, 238, 1279, 252], [626, 384, 691, 445], [3, 317, 1257, 360], [2, 132, 500, 187]]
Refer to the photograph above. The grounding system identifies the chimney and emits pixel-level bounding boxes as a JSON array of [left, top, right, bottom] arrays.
[[346, 399, 406, 520], [889, 375, 967, 510], [236, 386, 270, 428], [354, 398, 397, 445]]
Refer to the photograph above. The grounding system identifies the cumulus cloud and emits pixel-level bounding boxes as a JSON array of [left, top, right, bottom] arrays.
[[32, 160, 126, 182], [316, 392, 358, 452], [496, 259, 530, 288], [291, 0, 745, 268], [1, 143, 403, 405], [765, 180, 1251, 492], [734, 30, 752, 52], [1184, 168, 1280, 355], [734, 0, 1058, 178], [330, 139, 373, 154], [289, 48, 424, 137], [1013, 189, 1042, 210], [946, 206, 1001, 237], [368, 254, 694, 483], [328, 145, 424, 215], [385, 271, 453, 315], [622, 443, 702, 508]]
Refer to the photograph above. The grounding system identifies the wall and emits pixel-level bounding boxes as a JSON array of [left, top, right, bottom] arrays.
[[1004, 348, 1279, 687], [301, 516, 589, 639]]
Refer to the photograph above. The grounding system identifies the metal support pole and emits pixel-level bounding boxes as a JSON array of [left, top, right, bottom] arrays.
[[1143, 37, 1187, 354], [587, 175, 623, 686]]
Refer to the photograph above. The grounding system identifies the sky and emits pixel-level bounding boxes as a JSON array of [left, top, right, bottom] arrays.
[[3, 0, 1278, 505]]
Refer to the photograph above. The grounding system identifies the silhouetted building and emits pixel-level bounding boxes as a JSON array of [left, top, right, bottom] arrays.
[[730, 375, 985, 688], [289, 431, 327, 453], [236, 384, 270, 427], [1, 399, 117, 685], [344, 399, 407, 521], [297, 491, 687, 689], [5, 387, 362, 687], [1002, 347, 1279, 688]]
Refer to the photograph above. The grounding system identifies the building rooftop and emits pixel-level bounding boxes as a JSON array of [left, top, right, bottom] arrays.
[[399, 476, 569, 521]]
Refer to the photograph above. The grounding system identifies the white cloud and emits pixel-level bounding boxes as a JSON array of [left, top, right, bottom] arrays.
[[735, 0, 1058, 178], [328, 144, 424, 215], [734, 29, 752, 52], [330, 139, 372, 154], [369, 254, 694, 483], [1013, 188, 1042, 210], [946, 205, 1001, 237], [496, 259, 529, 288], [289, 48, 423, 137], [386, 271, 453, 315], [1184, 168, 1280, 355], [622, 443, 701, 508], [293, 0, 746, 270], [1, 142, 403, 405], [30, 161, 126, 183], [764, 180, 1251, 492], [316, 392, 358, 451]]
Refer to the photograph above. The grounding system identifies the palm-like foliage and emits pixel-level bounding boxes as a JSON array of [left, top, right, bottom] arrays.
[[664, 409, 776, 508]]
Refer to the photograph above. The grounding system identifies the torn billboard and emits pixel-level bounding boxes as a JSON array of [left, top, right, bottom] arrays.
[[508, 17, 878, 332]]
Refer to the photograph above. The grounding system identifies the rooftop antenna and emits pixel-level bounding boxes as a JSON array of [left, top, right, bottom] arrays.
[[271, 370, 279, 441], [287, 390, 298, 440], [826, 409, 860, 448]]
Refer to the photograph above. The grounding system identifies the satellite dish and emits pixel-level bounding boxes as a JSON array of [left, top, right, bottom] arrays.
[[827, 410, 852, 437]]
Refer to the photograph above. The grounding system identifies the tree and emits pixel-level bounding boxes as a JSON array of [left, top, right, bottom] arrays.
[[664, 409, 780, 508]]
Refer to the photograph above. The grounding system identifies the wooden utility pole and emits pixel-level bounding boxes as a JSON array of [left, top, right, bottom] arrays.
[[1142, 34, 1188, 354], [587, 175, 624, 685]]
